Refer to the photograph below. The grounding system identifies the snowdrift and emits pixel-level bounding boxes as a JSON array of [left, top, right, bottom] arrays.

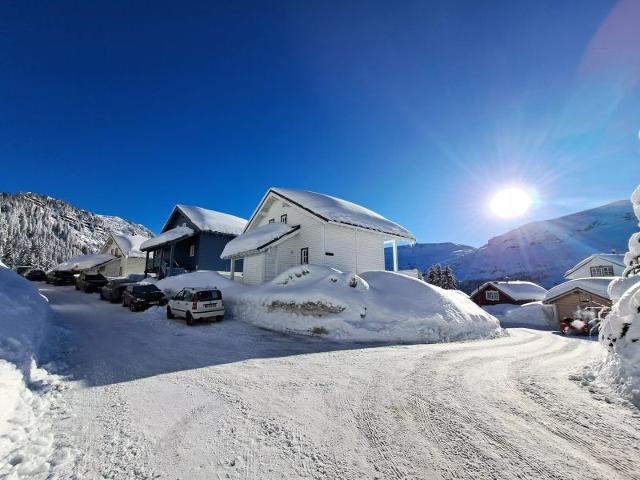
[[483, 302, 556, 329], [231, 266, 501, 343], [0, 266, 64, 477], [595, 184, 640, 406]]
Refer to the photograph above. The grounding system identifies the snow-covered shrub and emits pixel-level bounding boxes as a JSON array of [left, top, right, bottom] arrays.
[[596, 184, 640, 406]]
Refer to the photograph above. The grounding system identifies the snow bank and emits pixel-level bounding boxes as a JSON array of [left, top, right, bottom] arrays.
[[232, 266, 501, 343], [53, 253, 115, 272], [594, 183, 640, 406], [483, 302, 556, 329], [0, 267, 68, 477], [151, 270, 243, 296]]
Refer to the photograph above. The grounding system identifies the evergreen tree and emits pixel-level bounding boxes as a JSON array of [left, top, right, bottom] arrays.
[[425, 264, 458, 289]]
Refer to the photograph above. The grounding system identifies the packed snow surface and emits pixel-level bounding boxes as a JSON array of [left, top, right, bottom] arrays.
[[174, 204, 247, 235], [483, 302, 556, 329], [271, 188, 415, 240], [472, 281, 547, 302], [544, 277, 613, 301], [140, 226, 194, 251], [221, 223, 299, 259], [53, 253, 115, 272], [111, 234, 149, 258]]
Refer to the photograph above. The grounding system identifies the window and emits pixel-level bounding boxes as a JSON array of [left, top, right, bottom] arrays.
[[485, 290, 500, 301], [280, 214, 287, 224], [189, 245, 195, 257], [301, 247, 309, 265], [590, 265, 614, 277], [268, 218, 275, 224]]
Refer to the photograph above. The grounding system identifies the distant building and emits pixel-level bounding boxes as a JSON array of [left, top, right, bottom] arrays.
[[99, 233, 150, 277], [141, 204, 247, 278], [543, 277, 613, 322], [470, 281, 547, 306], [221, 188, 415, 284], [564, 253, 626, 280]]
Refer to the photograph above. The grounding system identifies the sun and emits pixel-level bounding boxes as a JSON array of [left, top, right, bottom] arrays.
[[490, 187, 532, 218]]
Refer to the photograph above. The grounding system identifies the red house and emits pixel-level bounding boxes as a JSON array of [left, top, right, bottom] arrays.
[[470, 281, 547, 306]]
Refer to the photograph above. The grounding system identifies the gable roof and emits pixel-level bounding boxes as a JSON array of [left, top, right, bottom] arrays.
[[140, 226, 195, 252], [221, 223, 301, 259], [564, 253, 626, 278], [110, 233, 150, 258], [544, 277, 614, 303], [471, 281, 547, 302], [248, 188, 415, 240], [162, 204, 247, 236], [54, 253, 116, 272]]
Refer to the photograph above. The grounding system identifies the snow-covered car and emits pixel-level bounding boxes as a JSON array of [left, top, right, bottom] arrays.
[[122, 284, 167, 311], [24, 268, 47, 281], [167, 288, 225, 325], [75, 272, 108, 293], [46, 270, 76, 286], [13, 265, 33, 276]]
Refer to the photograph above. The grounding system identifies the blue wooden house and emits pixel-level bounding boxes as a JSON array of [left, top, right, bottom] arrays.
[[140, 204, 247, 278]]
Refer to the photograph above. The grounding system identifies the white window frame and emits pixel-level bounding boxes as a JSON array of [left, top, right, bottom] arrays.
[[189, 245, 195, 257], [485, 290, 500, 301], [280, 214, 287, 224], [301, 247, 309, 265], [590, 265, 614, 277]]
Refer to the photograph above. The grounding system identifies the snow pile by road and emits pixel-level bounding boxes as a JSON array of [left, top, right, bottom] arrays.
[[596, 184, 640, 406], [53, 253, 115, 272], [0, 266, 70, 477], [483, 301, 556, 329], [232, 266, 501, 343]]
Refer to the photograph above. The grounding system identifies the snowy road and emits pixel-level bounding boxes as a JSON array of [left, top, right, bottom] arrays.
[[41, 286, 640, 480]]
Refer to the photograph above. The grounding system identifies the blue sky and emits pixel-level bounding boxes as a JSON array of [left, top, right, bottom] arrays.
[[2, 1, 639, 246]]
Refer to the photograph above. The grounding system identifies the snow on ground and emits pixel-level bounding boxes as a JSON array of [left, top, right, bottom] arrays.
[[150, 266, 501, 343], [53, 253, 115, 272], [483, 301, 556, 329], [0, 268, 72, 478], [41, 286, 640, 479]]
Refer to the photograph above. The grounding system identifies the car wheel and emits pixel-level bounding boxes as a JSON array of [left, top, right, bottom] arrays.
[[75, 284, 79, 290], [122, 298, 127, 307], [186, 312, 195, 326], [99, 291, 104, 300], [217, 315, 224, 322], [166, 306, 174, 319], [84, 286, 90, 293], [129, 302, 137, 312]]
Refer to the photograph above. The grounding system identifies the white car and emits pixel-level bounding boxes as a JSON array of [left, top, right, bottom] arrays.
[[166, 287, 225, 325]]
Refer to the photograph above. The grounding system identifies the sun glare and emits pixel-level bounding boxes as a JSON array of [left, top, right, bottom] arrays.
[[490, 187, 532, 218]]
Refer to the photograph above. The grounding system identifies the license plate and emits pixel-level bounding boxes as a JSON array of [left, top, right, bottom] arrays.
[[149, 301, 159, 305], [204, 303, 214, 308]]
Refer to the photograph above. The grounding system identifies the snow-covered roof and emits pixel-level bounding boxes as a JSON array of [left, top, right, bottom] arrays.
[[264, 188, 415, 240], [564, 253, 626, 277], [544, 277, 614, 302], [111, 234, 150, 258], [164, 204, 247, 236], [54, 253, 115, 272], [471, 281, 547, 302], [140, 226, 195, 251], [221, 223, 301, 259]]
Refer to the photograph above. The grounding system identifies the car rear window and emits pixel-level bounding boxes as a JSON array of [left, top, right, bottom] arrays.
[[196, 290, 221, 301], [86, 274, 103, 280], [133, 285, 160, 294]]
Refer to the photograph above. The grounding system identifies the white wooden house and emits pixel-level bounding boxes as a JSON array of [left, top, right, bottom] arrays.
[[564, 253, 626, 280], [221, 188, 415, 284], [98, 233, 150, 277]]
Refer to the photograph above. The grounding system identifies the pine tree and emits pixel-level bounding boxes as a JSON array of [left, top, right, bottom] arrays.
[[425, 264, 458, 289]]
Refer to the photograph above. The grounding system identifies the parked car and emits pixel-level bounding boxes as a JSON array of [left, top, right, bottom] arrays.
[[46, 270, 76, 285], [75, 272, 108, 293], [13, 265, 33, 276], [167, 287, 225, 325], [24, 268, 47, 281], [122, 284, 167, 311], [100, 279, 135, 303]]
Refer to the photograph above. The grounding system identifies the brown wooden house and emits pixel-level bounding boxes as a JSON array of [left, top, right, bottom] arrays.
[[470, 281, 547, 306], [543, 277, 613, 322]]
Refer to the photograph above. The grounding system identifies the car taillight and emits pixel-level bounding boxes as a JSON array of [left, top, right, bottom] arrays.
[[193, 299, 198, 310]]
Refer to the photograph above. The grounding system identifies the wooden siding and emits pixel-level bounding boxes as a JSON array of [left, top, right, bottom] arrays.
[[471, 284, 529, 306], [546, 289, 611, 321], [565, 258, 625, 280], [243, 254, 264, 285]]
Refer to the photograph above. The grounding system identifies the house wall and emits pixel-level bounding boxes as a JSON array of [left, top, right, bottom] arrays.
[[100, 237, 121, 258], [198, 232, 241, 272], [98, 259, 122, 277], [122, 257, 146, 277], [547, 290, 611, 322], [241, 193, 386, 284], [565, 258, 625, 280], [472, 285, 524, 306]]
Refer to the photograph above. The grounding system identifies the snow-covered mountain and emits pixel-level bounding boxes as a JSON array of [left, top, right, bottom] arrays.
[[449, 200, 636, 289], [0, 193, 153, 269], [384, 242, 475, 271]]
